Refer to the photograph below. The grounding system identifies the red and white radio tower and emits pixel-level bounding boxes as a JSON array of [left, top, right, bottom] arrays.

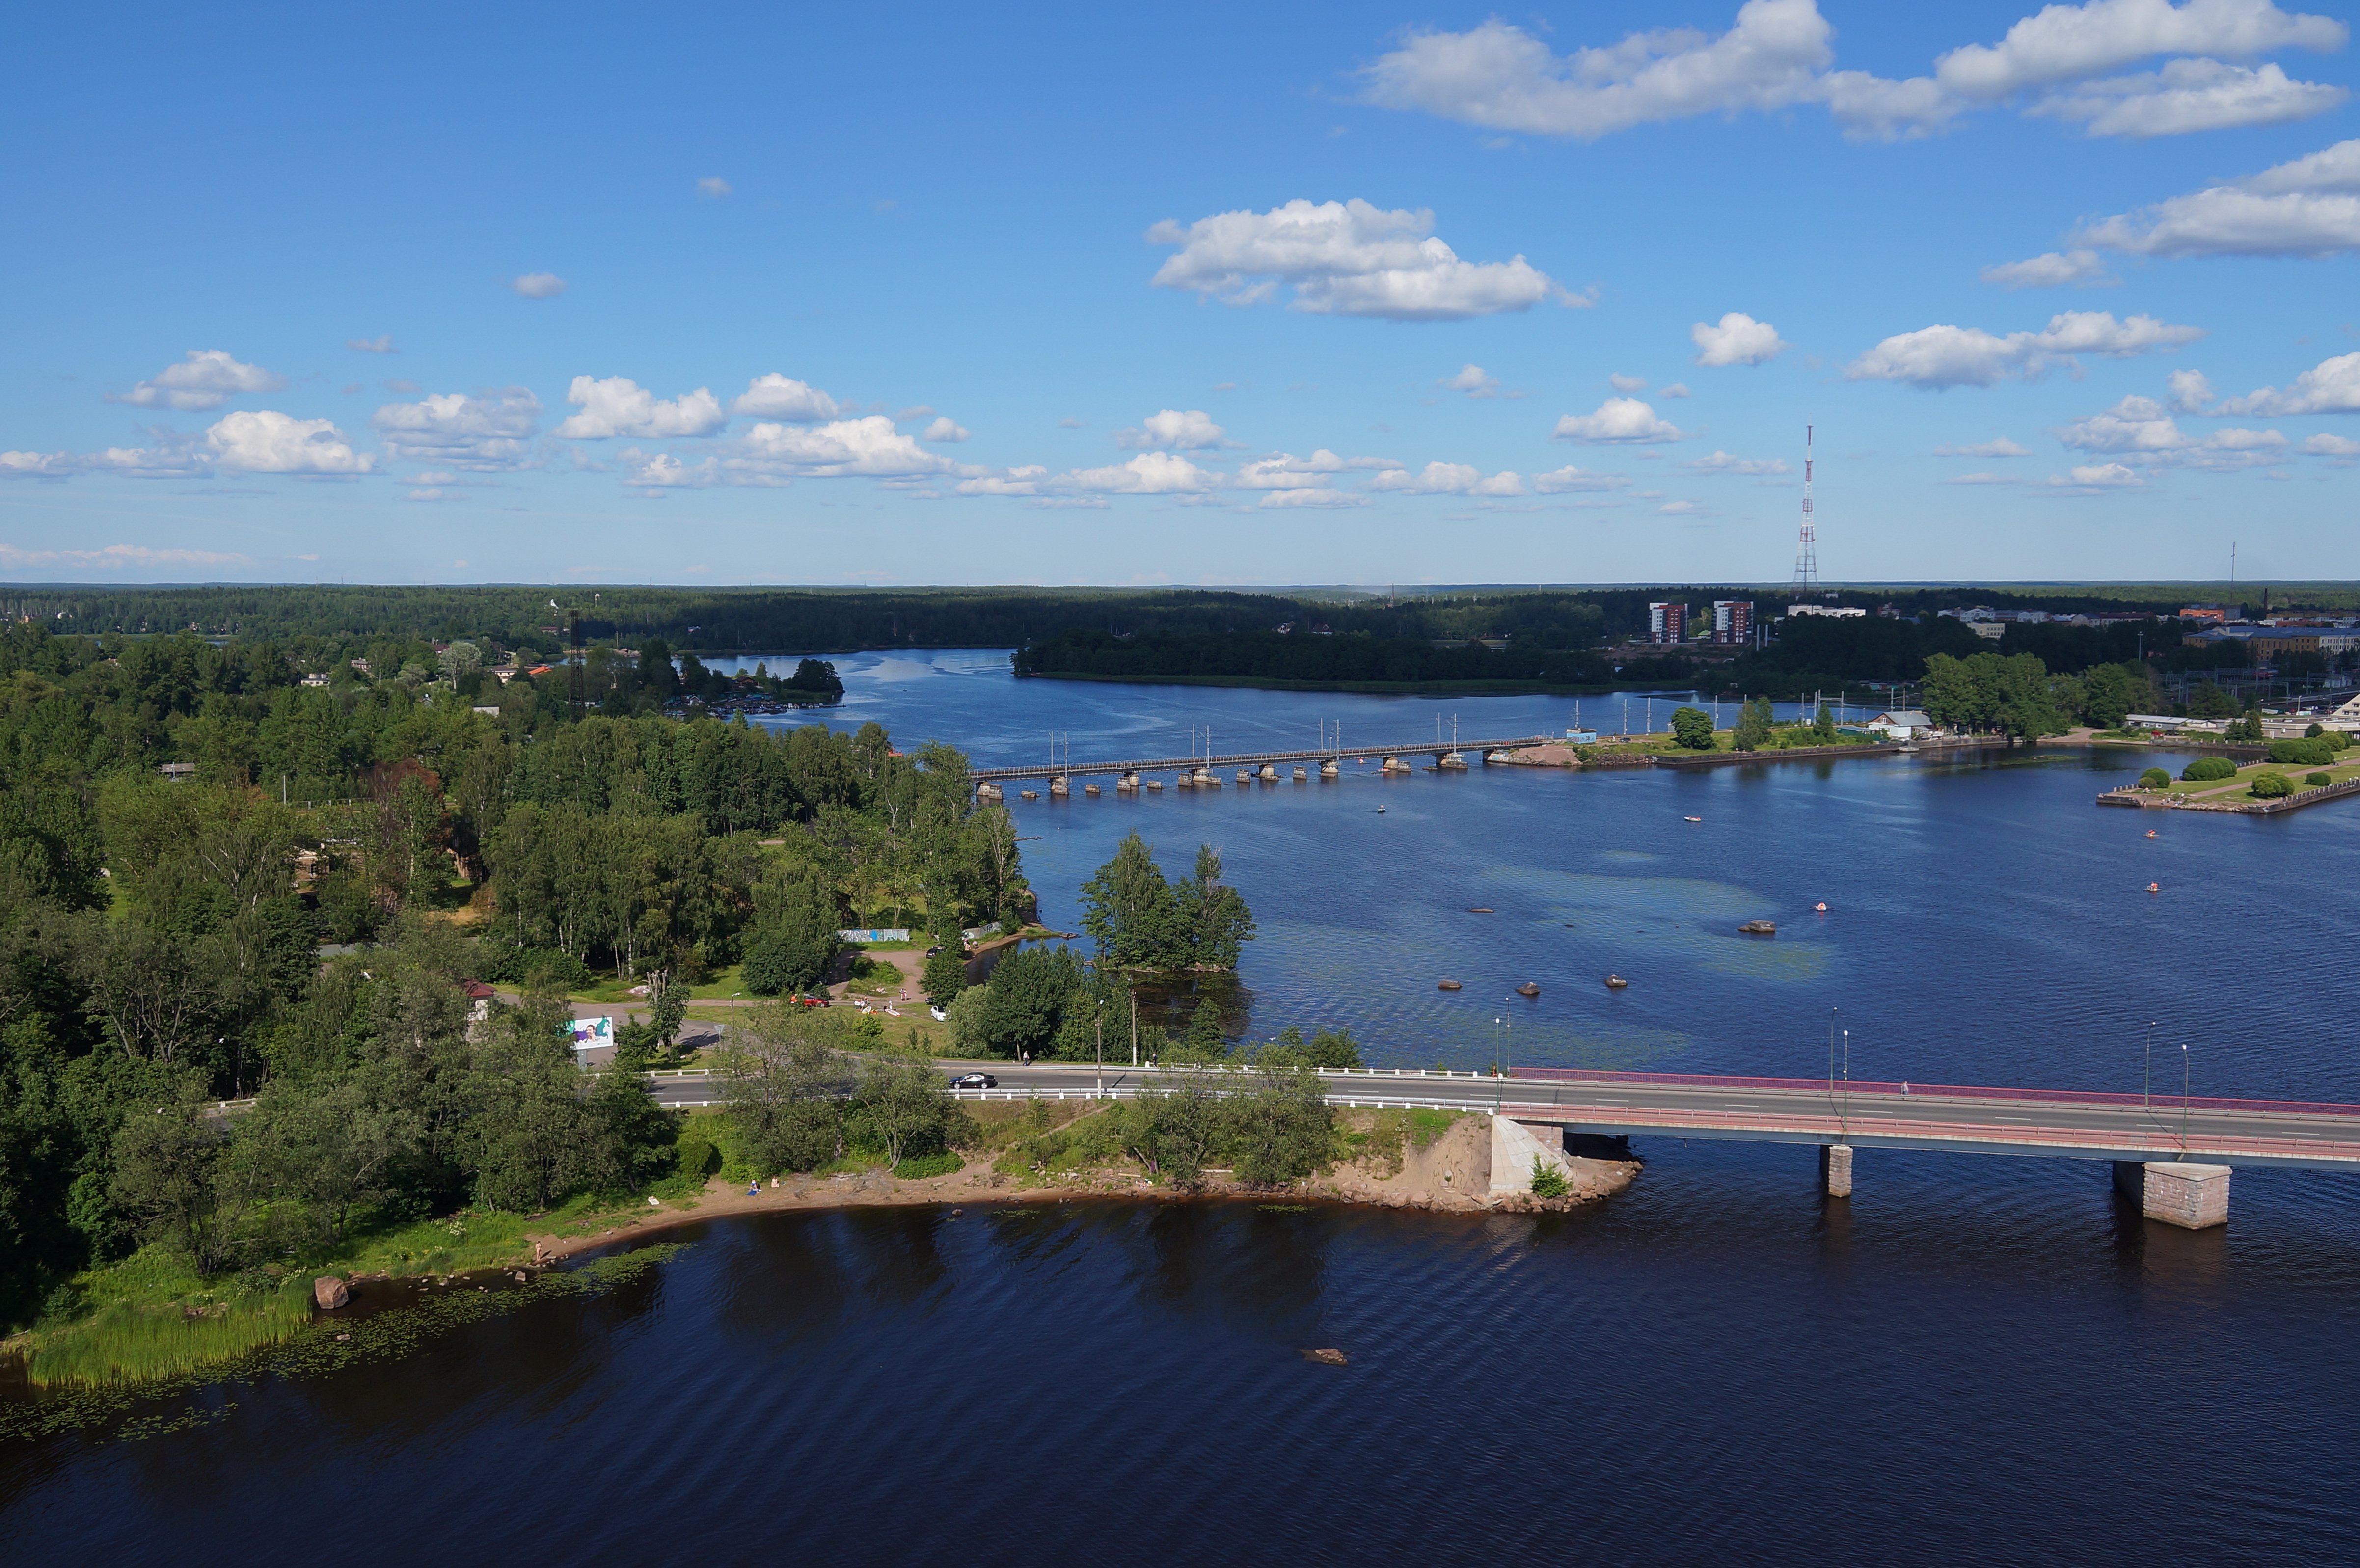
[[1792, 422, 1818, 592]]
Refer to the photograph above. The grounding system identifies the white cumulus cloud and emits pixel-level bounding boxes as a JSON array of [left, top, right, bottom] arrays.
[[1609, 373, 1649, 393], [2047, 462, 2145, 489], [1934, 437, 2032, 456], [1234, 450, 1399, 489], [2032, 57, 2343, 136], [1147, 199, 1569, 320], [731, 374, 843, 421], [1980, 249, 2113, 287], [1114, 409, 1226, 450], [110, 350, 286, 411], [1846, 311, 2203, 386], [513, 272, 567, 299], [922, 417, 970, 443], [1686, 450, 1790, 474], [1552, 397, 1689, 443], [623, 451, 720, 489], [556, 376, 727, 439], [206, 410, 373, 474], [1038, 452, 1222, 496], [734, 416, 959, 478], [1442, 364, 1501, 397], [1935, 0, 2346, 99], [1258, 487, 1370, 508], [2299, 432, 2360, 456], [1532, 465, 1633, 492], [373, 389, 541, 471], [1691, 312, 1789, 366], [2213, 350, 2360, 414], [1361, 4, 1839, 139], [2168, 369, 2216, 410], [2075, 136, 2360, 256], [1368, 462, 1525, 496]]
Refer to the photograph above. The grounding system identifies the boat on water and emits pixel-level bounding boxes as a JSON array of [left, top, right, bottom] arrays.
[[1738, 919, 1776, 936], [1683, 815, 1702, 823], [1515, 982, 1540, 998], [1376, 804, 1386, 813], [1467, 907, 1494, 914], [1437, 978, 1462, 991], [1605, 974, 1628, 989]]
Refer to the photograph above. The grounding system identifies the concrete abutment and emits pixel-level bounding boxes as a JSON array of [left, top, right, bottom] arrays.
[[1820, 1143, 1853, 1198]]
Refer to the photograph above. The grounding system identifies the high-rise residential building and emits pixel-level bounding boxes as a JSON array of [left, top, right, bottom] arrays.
[[1648, 601, 1688, 644], [1712, 600, 1754, 646]]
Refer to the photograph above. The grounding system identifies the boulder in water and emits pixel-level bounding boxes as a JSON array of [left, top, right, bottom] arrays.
[[1437, 978, 1462, 991], [314, 1275, 351, 1309]]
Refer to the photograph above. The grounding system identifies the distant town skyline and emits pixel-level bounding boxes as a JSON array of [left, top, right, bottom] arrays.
[[4, 1, 2359, 586]]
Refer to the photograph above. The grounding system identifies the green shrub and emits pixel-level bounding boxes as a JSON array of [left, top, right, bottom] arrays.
[[2267, 738, 2337, 767], [2250, 772, 2294, 799], [891, 1151, 963, 1180], [2138, 767, 2171, 789], [2180, 756, 2237, 782], [1529, 1159, 1571, 1199], [2307, 772, 2333, 787]]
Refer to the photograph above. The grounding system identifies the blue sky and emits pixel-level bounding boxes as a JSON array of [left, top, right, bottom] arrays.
[[4, 0, 2359, 587]]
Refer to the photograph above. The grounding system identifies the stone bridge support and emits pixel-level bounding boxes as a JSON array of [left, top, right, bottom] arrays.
[[1116, 771, 1139, 792], [2115, 1160, 2230, 1228], [1820, 1143, 1853, 1197], [1049, 775, 1069, 798], [1258, 763, 1279, 781], [1382, 755, 1410, 774], [1320, 758, 1339, 778]]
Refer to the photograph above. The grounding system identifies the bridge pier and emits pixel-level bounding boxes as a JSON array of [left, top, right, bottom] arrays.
[[2115, 1160, 2230, 1229], [1258, 763, 1279, 781], [1194, 767, 1220, 788], [1319, 758, 1338, 778], [976, 783, 1003, 804], [1820, 1143, 1853, 1197], [1116, 771, 1139, 792], [1438, 750, 1467, 771], [1049, 775, 1069, 798], [1382, 755, 1410, 774]]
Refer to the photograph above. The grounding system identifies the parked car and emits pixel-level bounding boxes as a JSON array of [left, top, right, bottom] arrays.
[[929, 1005, 948, 1022], [794, 994, 830, 1008], [947, 1072, 998, 1090]]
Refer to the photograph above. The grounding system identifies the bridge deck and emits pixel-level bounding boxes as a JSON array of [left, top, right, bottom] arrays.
[[646, 1061, 2360, 1170], [970, 736, 1551, 782]]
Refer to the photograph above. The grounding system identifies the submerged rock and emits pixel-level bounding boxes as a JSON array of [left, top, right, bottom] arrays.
[[313, 1275, 351, 1309]]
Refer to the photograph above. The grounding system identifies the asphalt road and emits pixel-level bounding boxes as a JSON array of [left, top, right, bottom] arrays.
[[646, 1061, 2360, 1170]]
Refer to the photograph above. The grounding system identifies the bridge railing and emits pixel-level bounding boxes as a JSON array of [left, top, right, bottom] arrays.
[[1506, 1065, 2360, 1119]]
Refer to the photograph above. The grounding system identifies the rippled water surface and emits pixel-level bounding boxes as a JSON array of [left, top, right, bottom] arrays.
[[7, 651, 2358, 1565]]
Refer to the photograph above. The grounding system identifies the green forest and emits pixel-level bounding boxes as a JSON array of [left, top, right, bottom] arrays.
[[0, 617, 1028, 1339]]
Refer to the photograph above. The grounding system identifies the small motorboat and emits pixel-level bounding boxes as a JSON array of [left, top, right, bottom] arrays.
[[1515, 982, 1540, 998], [1376, 805, 1387, 813], [1738, 919, 1777, 936], [1814, 901, 1828, 913], [1467, 907, 1495, 914], [2144, 829, 2157, 838], [1438, 978, 1462, 991], [2147, 882, 2160, 893], [1682, 815, 1702, 823], [1605, 974, 1628, 990]]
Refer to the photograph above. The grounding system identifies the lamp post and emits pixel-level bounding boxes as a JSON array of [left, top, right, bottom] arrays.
[[2180, 1043, 2192, 1155]]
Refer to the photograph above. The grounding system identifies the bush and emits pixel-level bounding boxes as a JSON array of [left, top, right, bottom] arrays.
[[1669, 706, 1716, 750], [2250, 771, 2294, 799], [2267, 737, 2338, 767], [2180, 757, 2237, 782], [1529, 1159, 1571, 1199], [890, 1151, 963, 1180], [2307, 772, 2333, 787], [2138, 767, 2171, 789]]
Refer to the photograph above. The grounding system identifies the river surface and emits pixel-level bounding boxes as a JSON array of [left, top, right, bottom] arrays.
[[7, 649, 2359, 1564]]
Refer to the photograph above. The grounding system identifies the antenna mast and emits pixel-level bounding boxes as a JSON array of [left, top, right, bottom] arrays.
[[1793, 423, 1818, 593]]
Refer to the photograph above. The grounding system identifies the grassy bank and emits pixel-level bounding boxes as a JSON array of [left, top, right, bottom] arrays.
[[8, 1194, 676, 1389]]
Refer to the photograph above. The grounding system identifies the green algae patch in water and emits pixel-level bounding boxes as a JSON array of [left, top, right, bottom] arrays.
[[0, 1244, 690, 1445]]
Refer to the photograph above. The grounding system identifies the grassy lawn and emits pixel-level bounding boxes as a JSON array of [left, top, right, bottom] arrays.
[[2143, 757, 2360, 799]]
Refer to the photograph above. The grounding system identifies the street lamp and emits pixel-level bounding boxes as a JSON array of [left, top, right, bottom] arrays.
[[2180, 1043, 2192, 1155]]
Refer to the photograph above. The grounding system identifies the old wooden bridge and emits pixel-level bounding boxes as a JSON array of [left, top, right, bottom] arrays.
[[968, 733, 1553, 796]]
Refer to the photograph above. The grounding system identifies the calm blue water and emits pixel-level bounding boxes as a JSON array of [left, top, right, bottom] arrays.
[[8, 649, 2358, 1564]]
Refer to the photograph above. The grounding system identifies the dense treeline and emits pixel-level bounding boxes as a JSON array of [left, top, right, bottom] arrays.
[[15, 581, 2319, 667], [0, 617, 1027, 1331]]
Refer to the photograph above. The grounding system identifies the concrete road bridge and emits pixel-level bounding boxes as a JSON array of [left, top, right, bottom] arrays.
[[967, 735, 1553, 796], [643, 1060, 2360, 1229]]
